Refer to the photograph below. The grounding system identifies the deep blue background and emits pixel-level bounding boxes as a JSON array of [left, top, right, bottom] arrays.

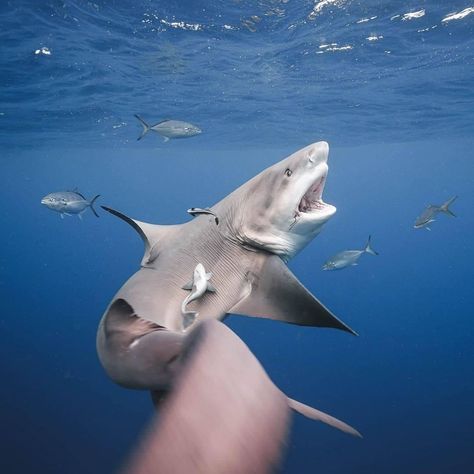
[[1, 1, 473, 473]]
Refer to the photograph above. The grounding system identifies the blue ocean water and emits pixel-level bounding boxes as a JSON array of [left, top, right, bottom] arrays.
[[1, 1, 473, 473]]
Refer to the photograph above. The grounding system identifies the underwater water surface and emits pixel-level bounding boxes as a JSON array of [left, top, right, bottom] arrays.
[[1, 1, 473, 473]]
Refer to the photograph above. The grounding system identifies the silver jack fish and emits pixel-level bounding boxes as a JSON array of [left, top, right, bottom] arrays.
[[41, 191, 100, 219], [323, 235, 378, 270], [134, 114, 202, 142], [414, 196, 457, 230]]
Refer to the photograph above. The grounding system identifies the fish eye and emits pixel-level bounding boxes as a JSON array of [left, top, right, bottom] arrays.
[[285, 168, 292, 177]]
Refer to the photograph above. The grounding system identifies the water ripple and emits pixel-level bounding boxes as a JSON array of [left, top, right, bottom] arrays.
[[0, 0, 473, 149]]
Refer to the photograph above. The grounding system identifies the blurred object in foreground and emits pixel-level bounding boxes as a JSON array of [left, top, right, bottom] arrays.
[[122, 320, 291, 474]]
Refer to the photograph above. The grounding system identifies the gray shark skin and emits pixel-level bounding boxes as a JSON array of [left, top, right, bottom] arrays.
[[97, 141, 360, 439]]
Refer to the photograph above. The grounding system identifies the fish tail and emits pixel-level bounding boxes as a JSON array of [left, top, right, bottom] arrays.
[[364, 235, 378, 256], [134, 114, 150, 141], [440, 195, 457, 217], [89, 195, 101, 218]]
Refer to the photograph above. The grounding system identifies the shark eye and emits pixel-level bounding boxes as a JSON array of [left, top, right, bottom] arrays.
[[285, 168, 292, 177]]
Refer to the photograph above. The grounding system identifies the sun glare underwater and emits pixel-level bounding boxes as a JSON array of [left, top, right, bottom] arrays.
[[1, 1, 474, 473]]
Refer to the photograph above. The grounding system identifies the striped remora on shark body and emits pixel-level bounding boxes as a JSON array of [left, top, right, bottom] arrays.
[[181, 263, 216, 330]]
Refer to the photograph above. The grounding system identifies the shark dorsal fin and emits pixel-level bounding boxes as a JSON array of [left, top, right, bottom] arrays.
[[229, 255, 357, 335], [101, 206, 178, 265]]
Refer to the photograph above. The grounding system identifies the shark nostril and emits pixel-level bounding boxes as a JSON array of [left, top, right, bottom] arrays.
[[307, 149, 316, 163]]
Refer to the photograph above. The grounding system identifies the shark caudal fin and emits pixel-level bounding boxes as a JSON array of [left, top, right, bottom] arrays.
[[89, 195, 101, 218], [287, 398, 362, 438], [364, 235, 378, 256], [134, 114, 150, 141], [440, 195, 457, 217]]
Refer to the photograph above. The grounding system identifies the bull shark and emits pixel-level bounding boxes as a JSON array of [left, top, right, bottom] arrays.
[[97, 141, 360, 437]]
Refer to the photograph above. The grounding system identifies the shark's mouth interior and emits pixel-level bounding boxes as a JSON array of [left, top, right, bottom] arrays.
[[298, 173, 329, 213]]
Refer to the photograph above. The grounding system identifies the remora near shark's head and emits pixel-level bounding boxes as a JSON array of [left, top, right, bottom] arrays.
[[217, 141, 336, 260]]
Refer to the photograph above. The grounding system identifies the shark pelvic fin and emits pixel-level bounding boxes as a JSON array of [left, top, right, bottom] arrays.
[[101, 206, 178, 265], [229, 255, 357, 335], [102, 298, 165, 349]]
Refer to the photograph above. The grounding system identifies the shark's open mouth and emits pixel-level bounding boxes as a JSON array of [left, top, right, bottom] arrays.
[[298, 173, 329, 213]]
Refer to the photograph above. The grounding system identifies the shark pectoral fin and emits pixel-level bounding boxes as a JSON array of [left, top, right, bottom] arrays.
[[101, 206, 179, 265], [163, 136, 170, 143], [287, 398, 362, 438], [205, 272, 213, 280], [181, 281, 193, 291], [229, 255, 356, 335], [206, 283, 216, 292]]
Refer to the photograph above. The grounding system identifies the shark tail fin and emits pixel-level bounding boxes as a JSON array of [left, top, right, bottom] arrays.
[[134, 114, 150, 141], [364, 235, 378, 256], [287, 398, 362, 438], [89, 195, 101, 217], [440, 195, 457, 217]]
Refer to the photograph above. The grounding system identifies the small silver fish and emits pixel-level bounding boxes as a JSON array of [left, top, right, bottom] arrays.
[[187, 207, 219, 225], [323, 235, 378, 271], [134, 114, 202, 142], [181, 263, 216, 330], [414, 196, 457, 230], [41, 191, 100, 219]]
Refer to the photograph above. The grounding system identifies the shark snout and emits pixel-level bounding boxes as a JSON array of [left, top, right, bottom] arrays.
[[307, 141, 329, 165]]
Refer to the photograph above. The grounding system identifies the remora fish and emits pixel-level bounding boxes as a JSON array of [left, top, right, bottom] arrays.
[[187, 207, 219, 225], [414, 196, 457, 230], [134, 114, 202, 142], [98, 141, 360, 436], [181, 263, 216, 330], [41, 191, 100, 219], [322, 235, 378, 270]]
